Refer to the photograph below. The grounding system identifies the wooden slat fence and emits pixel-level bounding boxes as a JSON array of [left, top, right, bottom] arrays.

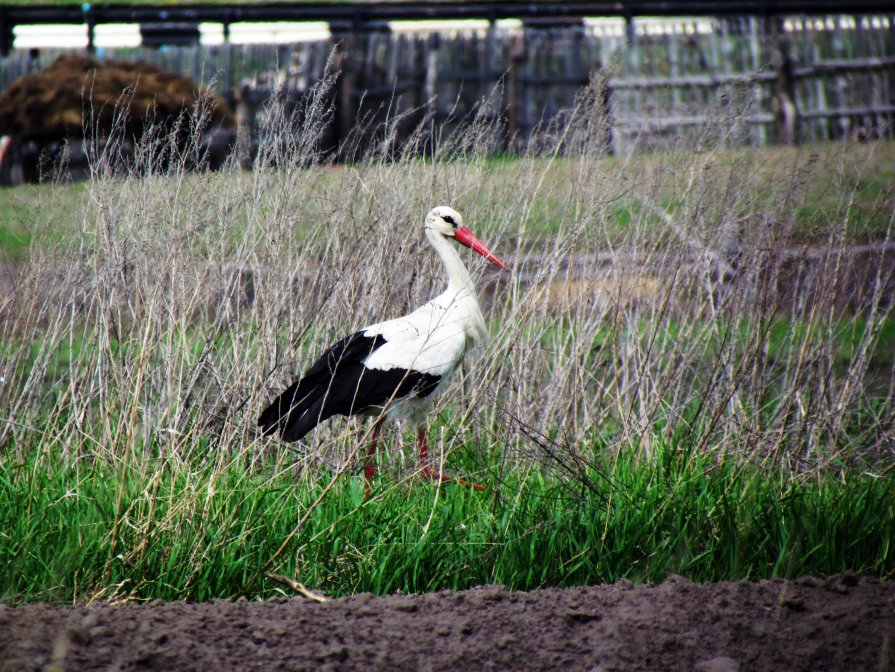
[[1, 14, 893, 157]]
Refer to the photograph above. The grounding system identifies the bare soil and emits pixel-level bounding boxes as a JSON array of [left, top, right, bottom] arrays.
[[1, 575, 891, 672]]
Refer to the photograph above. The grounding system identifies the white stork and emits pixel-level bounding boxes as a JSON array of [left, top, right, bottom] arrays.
[[259, 206, 506, 495]]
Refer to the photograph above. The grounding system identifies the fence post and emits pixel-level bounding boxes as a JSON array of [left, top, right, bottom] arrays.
[[234, 83, 256, 169], [624, 13, 636, 51], [331, 32, 358, 160], [0, 7, 11, 57], [506, 33, 524, 149], [772, 24, 799, 145], [594, 68, 613, 155], [84, 5, 96, 55], [424, 32, 439, 114], [222, 22, 233, 98]]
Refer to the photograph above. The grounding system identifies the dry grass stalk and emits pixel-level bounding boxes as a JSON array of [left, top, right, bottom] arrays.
[[1, 74, 892, 502]]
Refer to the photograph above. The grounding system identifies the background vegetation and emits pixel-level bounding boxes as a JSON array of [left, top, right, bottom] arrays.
[[1, 79, 893, 603]]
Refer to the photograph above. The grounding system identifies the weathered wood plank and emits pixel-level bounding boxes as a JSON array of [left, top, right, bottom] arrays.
[[2, 15, 894, 153]]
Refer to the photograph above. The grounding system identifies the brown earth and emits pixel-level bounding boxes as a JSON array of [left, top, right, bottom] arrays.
[[1, 575, 892, 672]]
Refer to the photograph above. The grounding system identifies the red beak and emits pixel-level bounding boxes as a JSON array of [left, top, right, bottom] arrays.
[[453, 227, 507, 270]]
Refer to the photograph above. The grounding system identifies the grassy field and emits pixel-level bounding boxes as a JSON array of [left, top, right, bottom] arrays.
[[3, 141, 894, 260], [1, 86, 893, 603]]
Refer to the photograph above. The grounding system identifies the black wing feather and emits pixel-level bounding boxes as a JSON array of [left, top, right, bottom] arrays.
[[258, 331, 440, 442], [258, 331, 383, 439]]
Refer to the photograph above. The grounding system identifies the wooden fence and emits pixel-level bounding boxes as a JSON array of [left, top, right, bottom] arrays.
[[1, 14, 894, 157]]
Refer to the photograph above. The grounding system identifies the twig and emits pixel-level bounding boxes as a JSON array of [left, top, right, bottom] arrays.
[[265, 573, 330, 602]]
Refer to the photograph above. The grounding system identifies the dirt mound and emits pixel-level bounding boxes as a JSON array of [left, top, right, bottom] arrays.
[[0, 55, 235, 183], [1, 575, 891, 671], [0, 54, 232, 139]]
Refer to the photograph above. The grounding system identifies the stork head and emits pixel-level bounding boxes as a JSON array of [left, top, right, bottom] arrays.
[[425, 206, 506, 270]]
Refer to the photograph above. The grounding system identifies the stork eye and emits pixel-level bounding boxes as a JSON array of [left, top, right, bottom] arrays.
[[443, 215, 456, 227]]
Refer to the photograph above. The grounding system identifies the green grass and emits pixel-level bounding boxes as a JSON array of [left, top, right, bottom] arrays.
[[1, 437, 892, 604], [0, 180, 88, 261], [1, 141, 893, 260], [0, 191, 38, 261]]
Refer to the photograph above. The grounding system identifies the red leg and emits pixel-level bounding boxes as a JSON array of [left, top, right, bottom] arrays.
[[417, 428, 485, 492], [417, 427, 430, 465], [364, 423, 382, 498]]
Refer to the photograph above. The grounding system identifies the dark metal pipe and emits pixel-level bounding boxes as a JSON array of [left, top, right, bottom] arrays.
[[1, 0, 890, 56], [4, 2, 894, 28]]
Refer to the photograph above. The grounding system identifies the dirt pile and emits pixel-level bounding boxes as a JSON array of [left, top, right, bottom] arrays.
[[0, 54, 232, 139], [1, 575, 891, 671], [0, 54, 235, 183]]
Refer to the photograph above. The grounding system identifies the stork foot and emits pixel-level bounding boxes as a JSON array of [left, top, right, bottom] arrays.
[[419, 465, 486, 491], [416, 427, 485, 491]]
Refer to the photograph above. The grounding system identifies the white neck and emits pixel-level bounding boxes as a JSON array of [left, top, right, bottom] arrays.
[[426, 227, 474, 295], [424, 225, 488, 348]]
